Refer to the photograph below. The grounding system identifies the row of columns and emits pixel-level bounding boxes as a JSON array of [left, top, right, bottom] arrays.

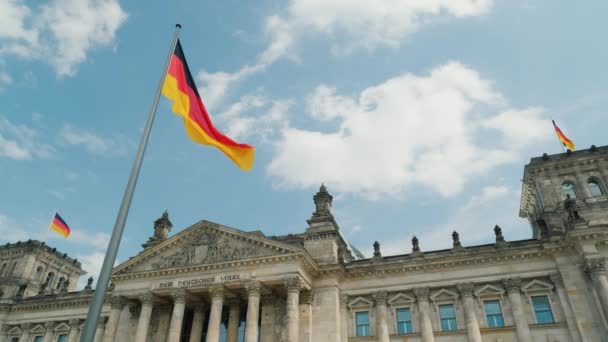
[[99, 278, 304, 342]]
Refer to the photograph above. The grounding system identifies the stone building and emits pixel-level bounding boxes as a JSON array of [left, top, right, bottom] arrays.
[[1, 145, 608, 342]]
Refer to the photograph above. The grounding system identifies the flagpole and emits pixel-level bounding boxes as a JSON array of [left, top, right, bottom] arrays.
[[552, 119, 566, 153], [79, 24, 181, 342]]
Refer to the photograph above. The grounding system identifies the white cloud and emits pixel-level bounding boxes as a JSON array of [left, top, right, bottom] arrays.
[[76, 251, 105, 288], [267, 62, 549, 198], [197, 64, 264, 111], [481, 108, 550, 146], [0, 0, 127, 77], [0, 116, 55, 159], [60, 124, 130, 156], [461, 185, 510, 211], [0, 214, 30, 242]]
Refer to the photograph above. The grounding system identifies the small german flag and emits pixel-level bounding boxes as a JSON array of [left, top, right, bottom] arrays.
[[161, 39, 255, 170], [50, 213, 71, 238], [552, 120, 575, 151]]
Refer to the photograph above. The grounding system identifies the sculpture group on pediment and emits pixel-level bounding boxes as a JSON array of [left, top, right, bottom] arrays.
[[152, 230, 275, 269]]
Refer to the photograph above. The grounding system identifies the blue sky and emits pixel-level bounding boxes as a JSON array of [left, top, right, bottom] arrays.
[[1, 0, 607, 288]]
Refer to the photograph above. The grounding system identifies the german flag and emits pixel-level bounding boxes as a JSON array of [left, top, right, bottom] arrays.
[[161, 39, 255, 170], [552, 120, 575, 151], [50, 213, 71, 238]]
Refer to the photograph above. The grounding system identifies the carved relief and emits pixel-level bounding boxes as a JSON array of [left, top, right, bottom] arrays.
[[148, 230, 281, 270]]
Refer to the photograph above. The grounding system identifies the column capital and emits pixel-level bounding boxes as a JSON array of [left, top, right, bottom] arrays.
[[284, 277, 302, 293], [171, 289, 188, 304], [21, 323, 31, 332], [339, 294, 349, 308], [413, 287, 430, 300], [245, 280, 262, 297], [139, 292, 157, 306], [68, 319, 80, 328], [585, 257, 607, 277], [209, 285, 225, 300], [300, 289, 314, 305], [44, 321, 55, 330], [549, 272, 564, 288], [456, 283, 475, 297], [373, 291, 388, 305], [503, 277, 522, 293], [109, 295, 126, 309]]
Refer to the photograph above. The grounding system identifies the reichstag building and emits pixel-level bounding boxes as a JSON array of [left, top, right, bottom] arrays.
[[1, 145, 607, 342]]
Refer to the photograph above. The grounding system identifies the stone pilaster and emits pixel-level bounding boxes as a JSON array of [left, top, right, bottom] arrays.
[[19, 323, 31, 342], [503, 278, 532, 342], [189, 305, 206, 342], [373, 291, 390, 342], [457, 283, 482, 342], [168, 289, 187, 342], [550, 273, 582, 342], [226, 300, 241, 342], [206, 286, 225, 342], [0, 324, 8, 342], [339, 294, 349, 342], [585, 257, 608, 320], [42, 321, 54, 342], [284, 278, 302, 342], [414, 288, 434, 342], [67, 319, 80, 342], [245, 281, 261, 342], [260, 294, 276, 342], [299, 290, 313, 342], [135, 293, 156, 342], [103, 296, 125, 342]]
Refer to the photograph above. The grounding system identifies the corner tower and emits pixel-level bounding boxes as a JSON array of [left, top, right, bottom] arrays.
[[520, 145, 608, 239]]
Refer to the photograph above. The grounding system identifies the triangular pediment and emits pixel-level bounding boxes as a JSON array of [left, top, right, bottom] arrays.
[[430, 289, 459, 302], [388, 293, 415, 305], [522, 279, 553, 293], [114, 220, 304, 275], [475, 284, 505, 298], [349, 296, 373, 309]]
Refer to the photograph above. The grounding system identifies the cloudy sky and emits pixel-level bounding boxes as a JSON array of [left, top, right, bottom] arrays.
[[1, 0, 607, 288]]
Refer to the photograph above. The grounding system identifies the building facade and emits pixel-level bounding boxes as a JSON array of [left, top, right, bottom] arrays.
[[1, 145, 608, 342]]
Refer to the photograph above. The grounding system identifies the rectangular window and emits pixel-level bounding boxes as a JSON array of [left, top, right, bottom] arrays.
[[483, 300, 505, 327], [33, 337, 43, 342], [10, 338, 19, 342], [57, 334, 68, 342], [356, 311, 370, 337], [396, 308, 413, 334], [532, 295, 554, 324], [439, 304, 457, 331]]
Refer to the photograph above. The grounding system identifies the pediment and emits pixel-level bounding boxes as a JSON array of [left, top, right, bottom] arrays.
[[475, 284, 505, 298], [349, 296, 373, 309], [430, 289, 459, 302], [54, 322, 70, 332], [388, 293, 415, 305], [31, 324, 45, 334], [522, 279, 553, 293], [114, 220, 303, 275], [8, 326, 21, 335]]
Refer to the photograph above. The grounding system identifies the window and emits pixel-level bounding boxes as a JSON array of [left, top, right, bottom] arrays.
[[439, 304, 457, 331], [56, 277, 65, 290], [483, 300, 504, 327], [396, 308, 413, 334], [34, 266, 43, 281], [45, 272, 55, 286], [562, 182, 577, 198], [588, 179, 604, 196], [532, 296, 554, 324], [355, 311, 370, 337], [33, 336, 43, 342], [57, 334, 68, 342], [10, 338, 19, 342]]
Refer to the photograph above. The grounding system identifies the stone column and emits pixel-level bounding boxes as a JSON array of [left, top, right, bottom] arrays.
[[575, 172, 592, 198], [19, 323, 31, 342], [0, 324, 8, 342], [42, 321, 55, 342], [103, 296, 125, 342], [550, 273, 582, 342], [299, 290, 313, 342], [339, 295, 348, 342], [586, 257, 608, 319], [373, 291, 390, 342], [284, 278, 302, 342], [135, 293, 156, 342], [414, 288, 434, 342], [206, 286, 225, 342], [189, 305, 206, 342], [67, 319, 80, 342], [457, 283, 482, 342], [227, 300, 241, 342], [167, 289, 187, 342], [245, 281, 261, 342], [503, 278, 532, 342], [93, 319, 106, 342]]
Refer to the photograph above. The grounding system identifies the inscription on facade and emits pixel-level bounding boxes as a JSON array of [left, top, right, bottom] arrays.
[[157, 273, 249, 289]]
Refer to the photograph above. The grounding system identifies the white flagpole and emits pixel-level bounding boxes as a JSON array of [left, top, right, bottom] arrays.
[[79, 24, 181, 342]]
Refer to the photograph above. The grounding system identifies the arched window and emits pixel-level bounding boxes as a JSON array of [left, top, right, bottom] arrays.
[[588, 178, 604, 196], [56, 277, 65, 290], [34, 266, 43, 281], [562, 182, 577, 198], [45, 272, 54, 286]]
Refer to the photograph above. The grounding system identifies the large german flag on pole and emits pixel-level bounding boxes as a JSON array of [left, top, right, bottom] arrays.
[[552, 120, 575, 151], [161, 39, 255, 170]]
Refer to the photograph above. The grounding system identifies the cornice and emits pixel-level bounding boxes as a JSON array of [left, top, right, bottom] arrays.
[[9, 295, 94, 312]]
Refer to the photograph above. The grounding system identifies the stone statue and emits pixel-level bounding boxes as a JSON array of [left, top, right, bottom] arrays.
[[452, 231, 461, 248], [38, 282, 47, 296], [412, 236, 420, 252], [311, 184, 333, 218], [142, 210, 173, 249], [564, 194, 581, 222], [373, 241, 381, 257], [84, 277, 94, 291], [494, 225, 504, 243]]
